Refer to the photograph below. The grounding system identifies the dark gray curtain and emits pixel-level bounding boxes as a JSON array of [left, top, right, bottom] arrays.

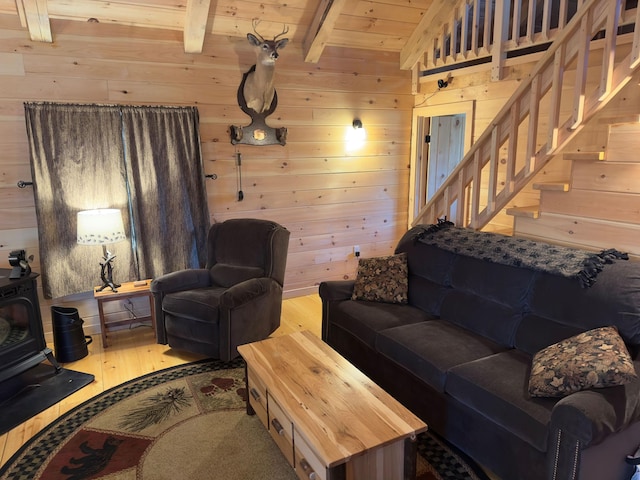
[[24, 102, 210, 299], [120, 106, 210, 279]]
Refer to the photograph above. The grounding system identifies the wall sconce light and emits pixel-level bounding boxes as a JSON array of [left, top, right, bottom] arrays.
[[346, 118, 366, 151]]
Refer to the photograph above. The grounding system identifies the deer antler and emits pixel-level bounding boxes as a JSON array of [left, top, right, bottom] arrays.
[[273, 24, 289, 41], [251, 18, 265, 42]]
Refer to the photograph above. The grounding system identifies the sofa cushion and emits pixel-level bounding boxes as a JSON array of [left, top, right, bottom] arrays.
[[162, 286, 225, 322], [440, 291, 523, 347], [528, 326, 637, 398], [529, 260, 640, 346], [446, 350, 557, 452], [352, 253, 408, 304], [327, 300, 433, 349], [395, 228, 456, 286], [407, 275, 451, 317], [449, 254, 535, 307], [210, 264, 264, 288], [515, 314, 584, 356], [376, 320, 507, 392], [435, 254, 535, 347], [162, 288, 224, 345]]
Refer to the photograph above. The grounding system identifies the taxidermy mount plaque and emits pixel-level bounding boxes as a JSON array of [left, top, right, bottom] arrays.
[[230, 20, 288, 146]]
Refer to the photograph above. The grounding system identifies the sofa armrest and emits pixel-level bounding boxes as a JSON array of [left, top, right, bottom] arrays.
[[219, 277, 278, 309], [546, 377, 640, 480], [319, 280, 355, 341], [550, 378, 640, 446], [319, 280, 355, 302], [150, 269, 212, 295]]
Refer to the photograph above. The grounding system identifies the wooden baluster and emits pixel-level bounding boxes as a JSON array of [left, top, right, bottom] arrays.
[[632, 2, 640, 68], [571, 12, 592, 129], [598, 0, 621, 100], [547, 46, 566, 153], [525, 74, 541, 176], [506, 102, 519, 196]]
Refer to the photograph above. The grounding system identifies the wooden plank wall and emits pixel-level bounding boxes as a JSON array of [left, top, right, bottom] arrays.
[[0, 15, 412, 336]]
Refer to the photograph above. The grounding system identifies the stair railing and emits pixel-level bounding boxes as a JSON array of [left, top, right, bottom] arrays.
[[413, 0, 640, 229]]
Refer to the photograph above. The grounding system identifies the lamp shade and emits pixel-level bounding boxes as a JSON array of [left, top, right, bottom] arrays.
[[77, 209, 126, 245]]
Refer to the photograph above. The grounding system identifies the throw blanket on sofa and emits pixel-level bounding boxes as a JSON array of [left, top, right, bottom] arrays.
[[414, 221, 628, 287]]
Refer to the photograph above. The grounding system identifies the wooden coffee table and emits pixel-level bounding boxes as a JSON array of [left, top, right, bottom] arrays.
[[237, 330, 427, 480]]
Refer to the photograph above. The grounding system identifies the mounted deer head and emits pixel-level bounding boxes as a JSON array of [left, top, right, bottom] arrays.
[[242, 20, 289, 114]]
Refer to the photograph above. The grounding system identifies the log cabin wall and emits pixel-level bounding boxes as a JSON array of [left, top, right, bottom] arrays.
[[0, 14, 412, 337]]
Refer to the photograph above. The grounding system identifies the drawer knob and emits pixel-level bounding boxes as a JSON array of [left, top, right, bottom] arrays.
[[299, 458, 317, 479], [250, 387, 261, 401], [271, 417, 285, 436]]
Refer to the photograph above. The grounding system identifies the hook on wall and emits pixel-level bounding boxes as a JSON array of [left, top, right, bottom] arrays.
[[17, 180, 33, 188], [236, 152, 244, 201]]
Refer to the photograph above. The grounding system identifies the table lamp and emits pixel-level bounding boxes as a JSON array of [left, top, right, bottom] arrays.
[[77, 209, 126, 292]]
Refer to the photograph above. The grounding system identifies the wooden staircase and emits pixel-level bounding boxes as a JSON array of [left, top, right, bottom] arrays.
[[509, 121, 640, 257], [412, 0, 640, 233]]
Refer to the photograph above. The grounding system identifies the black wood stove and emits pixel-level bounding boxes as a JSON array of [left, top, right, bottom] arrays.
[[0, 268, 59, 383]]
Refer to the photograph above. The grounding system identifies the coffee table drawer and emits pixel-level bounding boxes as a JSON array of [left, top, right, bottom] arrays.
[[268, 394, 295, 466], [247, 367, 268, 428], [294, 428, 326, 480]]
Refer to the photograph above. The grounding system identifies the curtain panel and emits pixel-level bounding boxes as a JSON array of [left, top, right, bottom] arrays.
[[121, 106, 210, 280], [24, 102, 210, 299]]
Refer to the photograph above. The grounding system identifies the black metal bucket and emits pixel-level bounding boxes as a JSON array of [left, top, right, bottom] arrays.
[[51, 306, 92, 363]]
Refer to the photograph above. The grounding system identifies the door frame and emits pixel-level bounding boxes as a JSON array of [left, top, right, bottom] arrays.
[[408, 100, 475, 227]]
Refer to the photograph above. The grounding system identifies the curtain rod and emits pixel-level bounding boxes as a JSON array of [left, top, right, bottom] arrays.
[[18, 175, 216, 187]]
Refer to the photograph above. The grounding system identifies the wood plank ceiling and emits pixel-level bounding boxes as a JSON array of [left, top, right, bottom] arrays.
[[0, 0, 438, 68]]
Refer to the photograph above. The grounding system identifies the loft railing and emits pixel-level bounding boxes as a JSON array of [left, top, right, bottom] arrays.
[[413, 0, 638, 81], [413, 0, 640, 229]]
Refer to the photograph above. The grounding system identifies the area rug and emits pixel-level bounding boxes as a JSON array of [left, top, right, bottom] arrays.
[[0, 358, 490, 480]]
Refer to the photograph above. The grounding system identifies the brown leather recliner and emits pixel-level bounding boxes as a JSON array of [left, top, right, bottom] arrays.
[[150, 218, 290, 360]]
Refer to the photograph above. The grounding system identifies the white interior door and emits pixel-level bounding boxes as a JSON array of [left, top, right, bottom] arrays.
[[427, 114, 466, 200]]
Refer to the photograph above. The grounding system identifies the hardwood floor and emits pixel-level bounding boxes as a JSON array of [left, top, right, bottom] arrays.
[[0, 294, 322, 467]]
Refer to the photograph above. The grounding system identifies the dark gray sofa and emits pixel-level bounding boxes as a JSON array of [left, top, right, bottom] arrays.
[[319, 224, 640, 480]]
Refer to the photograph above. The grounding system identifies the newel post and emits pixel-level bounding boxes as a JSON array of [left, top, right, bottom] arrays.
[[491, 0, 511, 81]]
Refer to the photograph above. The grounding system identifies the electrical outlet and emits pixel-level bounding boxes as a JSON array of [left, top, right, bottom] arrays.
[[354, 245, 360, 257]]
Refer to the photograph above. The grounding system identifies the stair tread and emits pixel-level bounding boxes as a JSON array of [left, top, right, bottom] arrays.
[[533, 181, 570, 191], [563, 151, 605, 161], [506, 205, 539, 219], [597, 114, 640, 125]]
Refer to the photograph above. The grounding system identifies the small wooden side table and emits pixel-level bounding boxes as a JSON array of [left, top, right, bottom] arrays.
[[93, 279, 155, 348]]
